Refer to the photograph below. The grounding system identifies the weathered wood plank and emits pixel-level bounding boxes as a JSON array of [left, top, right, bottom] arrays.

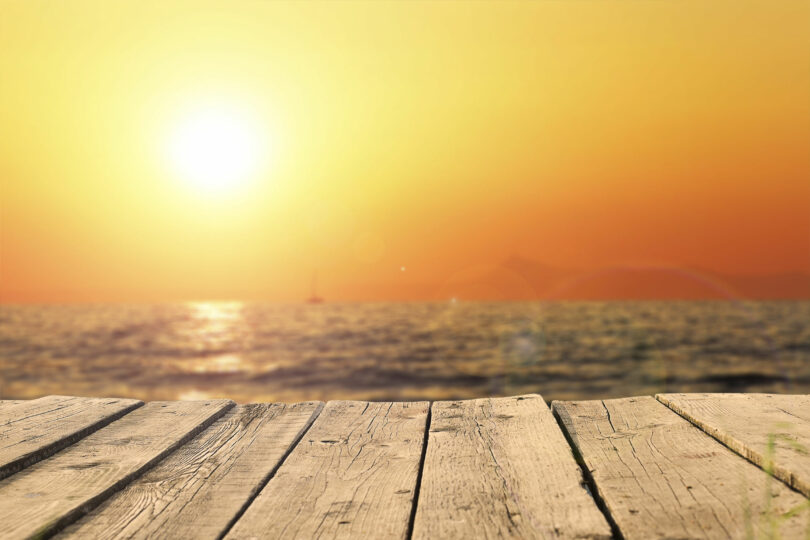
[[553, 396, 810, 539], [0, 395, 142, 481], [225, 400, 429, 540], [59, 401, 323, 540], [658, 393, 810, 498], [0, 400, 26, 408], [0, 400, 26, 413], [0, 399, 233, 539], [412, 394, 611, 539]]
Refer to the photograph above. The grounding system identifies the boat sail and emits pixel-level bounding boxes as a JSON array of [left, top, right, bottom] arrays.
[[306, 272, 324, 304]]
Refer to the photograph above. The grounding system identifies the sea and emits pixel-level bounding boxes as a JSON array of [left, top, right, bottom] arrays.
[[0, 301, 808, 403]]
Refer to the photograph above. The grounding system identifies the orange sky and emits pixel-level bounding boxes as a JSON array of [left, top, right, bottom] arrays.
[[1, 0, 809, 302]]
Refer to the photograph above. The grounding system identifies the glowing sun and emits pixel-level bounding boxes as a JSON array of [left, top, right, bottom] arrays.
[[167, 106, 263, 193]]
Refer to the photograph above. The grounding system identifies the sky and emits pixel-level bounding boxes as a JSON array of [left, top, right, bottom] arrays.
[[1, 0, 809, 302]]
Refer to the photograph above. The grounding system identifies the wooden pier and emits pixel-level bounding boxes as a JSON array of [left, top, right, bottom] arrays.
[[0, 393, 808, 539]]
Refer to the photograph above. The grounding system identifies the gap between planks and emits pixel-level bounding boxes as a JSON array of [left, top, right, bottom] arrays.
[[216, 401, 325, 539], [405, 400, 431, 540]]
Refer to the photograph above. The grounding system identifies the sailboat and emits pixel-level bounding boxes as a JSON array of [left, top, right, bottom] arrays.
[[306, 272, 324, 304]]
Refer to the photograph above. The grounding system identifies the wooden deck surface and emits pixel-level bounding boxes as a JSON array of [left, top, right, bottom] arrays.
[[0, 393, 808, 539]]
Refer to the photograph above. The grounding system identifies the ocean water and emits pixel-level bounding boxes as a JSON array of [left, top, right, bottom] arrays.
[[0, 301, 808, 403]]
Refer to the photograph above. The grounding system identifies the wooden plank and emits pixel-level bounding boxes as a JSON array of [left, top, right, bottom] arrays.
[[0, 399, 233, 539], [0, 395, 142, 481], [412, 394, 611, 539], [553, 396, 810, 539], [658, 393, 810, 498], [0, 400, 26, 408], [225, 400, 429, 540], [60, 401, 323, 539], [0, 401, 25, 413]]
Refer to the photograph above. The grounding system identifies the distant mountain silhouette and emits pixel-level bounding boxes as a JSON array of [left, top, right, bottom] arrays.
[[436, 256, 810, 300]]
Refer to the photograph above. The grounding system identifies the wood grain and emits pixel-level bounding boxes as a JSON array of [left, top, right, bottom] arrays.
[[0, 400, 26, 408], [59, 402, 323, 540], [0, 395, 142, 481], [658, 393, 810, 498], [0, 401, 25, 414], [225, 400, 429, 540], [0, 399, 233, 539], [553, 396, 810, 539], [412, 394, 611, 539]]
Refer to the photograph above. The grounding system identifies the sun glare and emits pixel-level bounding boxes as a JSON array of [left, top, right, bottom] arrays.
[[168, 106, 263, 193]]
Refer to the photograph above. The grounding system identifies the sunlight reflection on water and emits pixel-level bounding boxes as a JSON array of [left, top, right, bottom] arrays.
[[185, 302, 248, 375], [0, 301, 808, 403]]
